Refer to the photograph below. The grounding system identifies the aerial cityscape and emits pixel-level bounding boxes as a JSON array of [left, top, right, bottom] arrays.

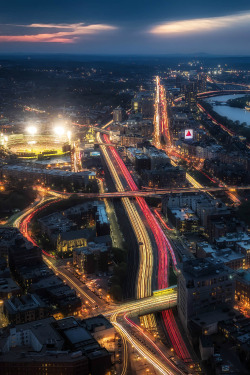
[[0, 1, 250, 375]]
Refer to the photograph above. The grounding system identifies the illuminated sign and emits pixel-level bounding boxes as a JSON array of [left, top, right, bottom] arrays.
[[185, 129, 193, 139], [153, 285, 177, 297]]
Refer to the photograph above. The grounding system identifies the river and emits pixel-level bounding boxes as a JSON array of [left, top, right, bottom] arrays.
[[205, 94, 250, 126]]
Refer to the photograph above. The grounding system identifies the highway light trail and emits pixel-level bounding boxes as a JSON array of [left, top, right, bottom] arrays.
[[15, 198, 99, 305], [154, 78, 194, 363], [111, 313, 176, 375], [153, 209, 174, 231], [15, 197, 59, 258], [101, 131, 192, 363], [124, 313, 186, 375], [98, 132, 153, 301]]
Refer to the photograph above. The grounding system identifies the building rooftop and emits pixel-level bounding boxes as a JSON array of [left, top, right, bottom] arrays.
[[4, 294, 45, 314], [96, 205, 109, 226], [0, 277, 20, 295], [29, 275, 63, 292], [182, 258, 232, 279], [236, 269, 250, 283], [171, 207, 198, 221], [0, 317, 89, 363], [215, 232, 250, 244], [83, 315, 113, 333], [211, 249, 245, 264], [60, 229, 94, 242], [64, 327, 93, 345]]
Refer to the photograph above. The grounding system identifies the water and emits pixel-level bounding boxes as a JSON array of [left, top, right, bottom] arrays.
[[205, 94, 250, 126]]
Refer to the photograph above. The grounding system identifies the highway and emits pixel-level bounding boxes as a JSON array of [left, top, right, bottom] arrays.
[[154, 78, 194, 363], [97, 117, 194, 369]]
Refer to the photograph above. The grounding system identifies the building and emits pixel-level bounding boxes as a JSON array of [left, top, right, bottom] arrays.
[[73, 242, 109, 275], [218, 315, 250, 366], [47, 285, 81, 315], [126, 147, 150, 173], [83, 315, 115, 350], [131, 91, 154, 118], [162, 192, 234, 239], [57, 229, 94, 256], [0, 316, 111, 375], [141, 165, 186, 189], [197, 73, 207, 93], [199, 336, 214, 361], [63, 201, 108, 231], [235, 269, 250, 309], [15, 264, 54, 291], [29, 275, 82, 316], [121, 135, 144, 147], [1, 165, 96, 190], [177, 258, 234, 329], [196, 242, 246, 270], [143, 146, 170, 170], [8, 238, 47, 289], [0, 228, 20, 259], [215, 232, 250, 250], [170, 113, 189, 140], [167, 207, 199, 233], [0, 277, 21, 300], [4, 294, 49, 325], [38, 212, 76, 244], [113, 107, 123, 122], [184, 85, 197, 111], [54, 317, 112, 375], [8, 238, 42, 271], [95, 205, 110, 237], [236, 242, 250, 268]]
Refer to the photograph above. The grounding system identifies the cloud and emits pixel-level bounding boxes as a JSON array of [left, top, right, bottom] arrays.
[[0, 22, 117, 43], [150, 11, 250, 35]]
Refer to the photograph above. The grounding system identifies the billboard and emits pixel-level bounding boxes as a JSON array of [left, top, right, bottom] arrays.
[[185, 129, 193, 140]]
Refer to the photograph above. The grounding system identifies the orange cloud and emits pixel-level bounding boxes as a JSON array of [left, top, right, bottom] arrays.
[[0, 22, 117, 43], [150, 11, 250, 35]]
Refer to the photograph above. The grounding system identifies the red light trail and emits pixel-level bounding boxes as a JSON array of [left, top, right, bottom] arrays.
[[102, 133, 191, 363], [18, 200, 60, 259]]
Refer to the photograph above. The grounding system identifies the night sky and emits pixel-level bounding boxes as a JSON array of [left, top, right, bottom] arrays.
[[0, 0, 249, 55]]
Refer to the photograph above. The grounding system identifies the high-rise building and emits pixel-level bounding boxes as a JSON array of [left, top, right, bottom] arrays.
[[197, 73, 207, 93], [113, 107, 123, 122], [178, 258, 234, 329]]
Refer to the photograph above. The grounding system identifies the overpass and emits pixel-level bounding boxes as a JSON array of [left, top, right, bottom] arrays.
[[174, 89, 250, 103], [35, 185, 250, 199], [72, 122, 112, 135], [197, 89, 250, 99], [105, 288, 177, 317]]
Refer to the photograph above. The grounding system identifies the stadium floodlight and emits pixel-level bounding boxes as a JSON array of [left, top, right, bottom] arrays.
[[67, 130, 72, 142], [54, 126, 65, 137], [26, 126, 37, 136]]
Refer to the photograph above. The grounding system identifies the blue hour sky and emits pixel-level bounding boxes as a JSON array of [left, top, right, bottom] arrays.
[[0, 0, 249, 55]]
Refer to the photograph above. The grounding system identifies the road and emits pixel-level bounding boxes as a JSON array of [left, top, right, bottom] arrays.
[[97, 119, 194, 371]]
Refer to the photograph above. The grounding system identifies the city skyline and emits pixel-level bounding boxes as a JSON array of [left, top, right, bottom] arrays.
[[0, 1, 250, 55]]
